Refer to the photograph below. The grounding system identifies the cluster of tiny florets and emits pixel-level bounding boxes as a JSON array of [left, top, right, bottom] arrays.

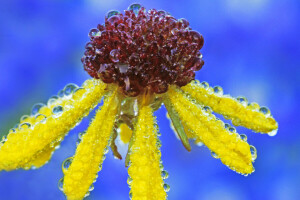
[[82, 4, 204, 96]]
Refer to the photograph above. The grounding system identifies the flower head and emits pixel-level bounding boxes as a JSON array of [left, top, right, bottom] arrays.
[[0, 4, 278, 200], [83, 3, 204, 96]]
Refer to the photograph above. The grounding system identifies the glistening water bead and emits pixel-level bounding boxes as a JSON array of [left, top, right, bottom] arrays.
[[82, 4, 204, 96]]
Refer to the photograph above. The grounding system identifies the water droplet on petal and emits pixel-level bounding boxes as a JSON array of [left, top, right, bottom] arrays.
[[19, 122, 31, 130], [268, 129, 278, 137], [203, 106, 212, 113], [259, 106, 270, 116], [248, 102, 260, 110], [240, 134, 247, 141], [20, 115, 29, 122], [156, 140, 162, 148], [31, 103, 45, 116], [104, 147, 109, 154], [57, 89, 64, 98], [52, 105, 63, 117], [9, 128, 16, 134], [58, 178, 64, 191], [47, 97, 58, 107], [64, 83, 78, 97], [84, 192, 90, 198], [201, 81, 209, 89], [224, 123, 230, 130], [229, 127, 236, 133], [237, 96, 248, 106], [78, 132, 85, 140], [250, 145, 257, 161], [89, 184, 94, 192], [1, 135, 7, 143], [62, 157, 73, 173], [213, 86, 223, 95], [128, 3, 142, 15], [129, 191, 133, 199], [211, 151, 219, 158], [163, 183, 170, 192], [110, 49, 120, 63], [196, 141, 203, 146], [106, 10, 120, 18], [35, 114, 47, 123], [161, 170, 169, 179], [127, 176, 133, 185]]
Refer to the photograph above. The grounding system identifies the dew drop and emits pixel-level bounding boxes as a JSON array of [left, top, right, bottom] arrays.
[[110, 49, 120, 63], [84, 192, 90, 198], [201, 81, 209, 89], [76, 138, 82, 146], [62, 157, 73, 173], [250, 145, 257, 161], [47, 97, 57, 107], [129, 191, 133, 199], [159, 162, 164, 171], [57, 89, 64, 98], [229, 127, 236, 133], [211, 151, 219, 159], [89, 28, 101, 38], [1, 135, 7, 143], [213, 86, 223, 95], [236, 96, 248, 106], [161, 170, 169, 179], [196, 141, 203, 146], [104, 147, 109, 154], [64, 83, 78, 97], [171, 28, 179, 35], [19, 122, 31, 130], [268, 129, 278, 137], [163, 183, 170, 192], [35, 114, 47, 123], [52, 105, 63, 117], [31, 103, 45, 116], [156, 140, 162, 148], [248, 102, 260, 110], [203, 106, 212, 113], [224, 123, 230, 129], [58, 178, 64, 191], [128, 3, 142, 15], [259, 106, 270, 116], [9, 128, 16, 134], [106, 10, 120, 18], [127, 176, 133, 185], [89, 184, 94, 192], [20, 115, 29, 122], [78, 132, 85, 140], [73, 87, 85, 96], [240, 134, 247, 141]]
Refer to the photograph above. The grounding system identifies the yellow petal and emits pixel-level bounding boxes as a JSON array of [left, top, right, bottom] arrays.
[[119, 123, 133, 144], [167, 86, 254, 175], [63, 87, 119, 200], [128, 104, 167, 200], [0, 79, 106, 171], [181, 81, 278, 134], [22, 142, 60, 169]]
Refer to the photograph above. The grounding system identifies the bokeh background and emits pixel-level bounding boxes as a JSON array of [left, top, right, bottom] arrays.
[[0, 0, 299, 199]]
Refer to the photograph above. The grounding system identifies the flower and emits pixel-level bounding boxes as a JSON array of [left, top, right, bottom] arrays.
[[0, 4, 278, 200]]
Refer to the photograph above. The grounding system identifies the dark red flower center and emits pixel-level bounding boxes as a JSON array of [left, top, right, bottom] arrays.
[[82, 4, 204, 97]]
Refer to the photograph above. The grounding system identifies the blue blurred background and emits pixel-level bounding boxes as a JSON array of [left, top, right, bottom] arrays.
[[0, 0, 299, 199]]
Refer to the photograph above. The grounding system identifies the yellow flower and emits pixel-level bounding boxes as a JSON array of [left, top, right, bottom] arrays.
[[0, 4, 278, 200]]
